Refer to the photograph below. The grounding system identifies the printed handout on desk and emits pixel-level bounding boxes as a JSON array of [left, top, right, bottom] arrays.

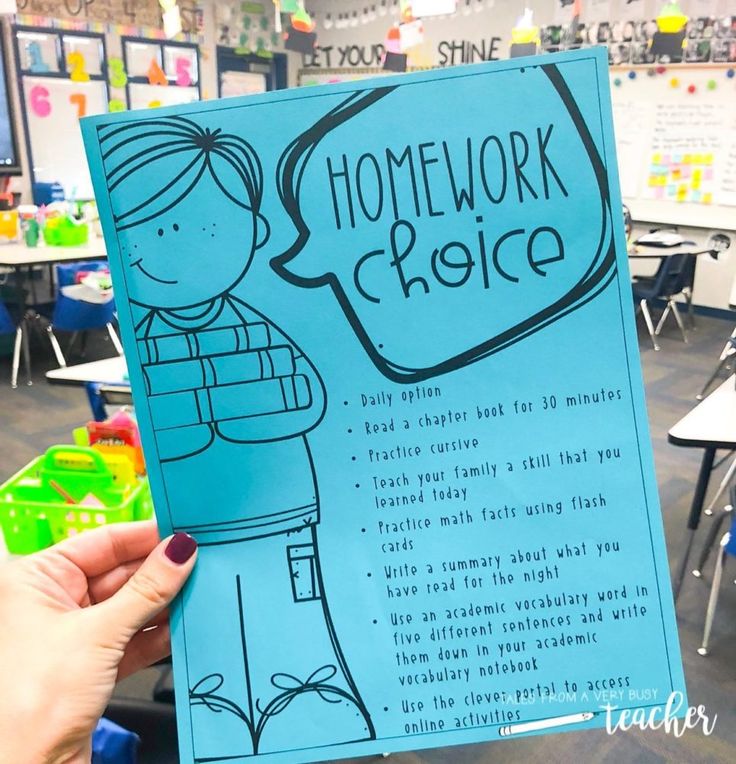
[[82, 47, 685, 764]]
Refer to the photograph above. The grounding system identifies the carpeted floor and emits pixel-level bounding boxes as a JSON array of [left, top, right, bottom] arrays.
[[0, 310, 734, 764]]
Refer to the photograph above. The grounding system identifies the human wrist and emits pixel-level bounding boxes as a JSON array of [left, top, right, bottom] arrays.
[[0, 691, 86, 764]]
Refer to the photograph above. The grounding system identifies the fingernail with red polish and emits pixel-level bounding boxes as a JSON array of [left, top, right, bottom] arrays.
[[165, 533, 197, 564]]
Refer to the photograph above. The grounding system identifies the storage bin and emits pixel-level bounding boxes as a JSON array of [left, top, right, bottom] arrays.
[[0, 446, 152, 555]]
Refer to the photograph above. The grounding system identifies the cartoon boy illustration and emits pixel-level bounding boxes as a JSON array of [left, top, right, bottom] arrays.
[[99, 116, 374, 759]]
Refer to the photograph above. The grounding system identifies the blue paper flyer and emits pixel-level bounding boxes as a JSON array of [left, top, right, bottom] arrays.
[[82, 47, 685, 764]]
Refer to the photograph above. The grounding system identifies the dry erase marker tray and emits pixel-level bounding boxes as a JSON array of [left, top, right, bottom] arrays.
[[0, 446, 152, 555]]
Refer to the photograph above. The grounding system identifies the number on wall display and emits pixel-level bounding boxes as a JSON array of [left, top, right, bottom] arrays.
[[108, 99, 126, 112], [147, 59, 168, 86], [67, 51, 90, 82], [175, 56, 192, 87], [69, 93, 87, 118], [30, 85, 51, 117], [27, 41, 50, 73], [108, 57, 128, 88]]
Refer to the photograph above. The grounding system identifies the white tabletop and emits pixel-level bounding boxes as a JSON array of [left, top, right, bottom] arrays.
[[46, 356, 128, 386], [0, 240, 107, 267], [668, 375, 736, 450], [628, 245, 705, 259]]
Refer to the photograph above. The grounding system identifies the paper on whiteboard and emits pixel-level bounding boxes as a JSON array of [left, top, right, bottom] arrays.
[[643, 102, 724, 205], [220, 70, 267, 98], [612, 98, 650, 199], [716, 114, 736, 208]]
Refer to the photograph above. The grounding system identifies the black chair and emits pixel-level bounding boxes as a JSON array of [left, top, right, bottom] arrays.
[[634, 253, 701, 331], [104, 658, 177, 764], [103, 697, 178, 764], [696, 484, 736, 657], [630, 226, 679, 291], [632, 253, 691, 351]]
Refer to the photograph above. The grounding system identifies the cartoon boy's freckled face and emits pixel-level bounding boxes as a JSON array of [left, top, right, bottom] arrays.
[[119, 178, 258, 309], [101, 118, 267, 311]]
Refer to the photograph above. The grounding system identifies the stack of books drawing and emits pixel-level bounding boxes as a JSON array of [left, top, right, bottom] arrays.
[[138, 322, 311, 431]]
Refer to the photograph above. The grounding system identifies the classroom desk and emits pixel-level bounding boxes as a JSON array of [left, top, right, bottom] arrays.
[[632, 236, 696, 249], [0, 240, 108, 387], [628, 246, 713, 260], [45, 355, 127, 386], [46, 356, 132, 410], [668, 375, 736, 600], [0, 240, 107, 269]]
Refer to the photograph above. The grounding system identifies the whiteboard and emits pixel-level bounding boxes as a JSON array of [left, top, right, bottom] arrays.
[[22, 76, 107, 200], [610, 68, 736, 230], [127, 83, 200, 110]]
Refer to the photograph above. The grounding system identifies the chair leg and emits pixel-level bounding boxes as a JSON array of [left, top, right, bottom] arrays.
[[670, 300, 688, 344], [693, 503, 732, 576], [20, 320, 32, 385], [654, 302, 671, 336], [714, 328, 736, 363], [703, 456, 736, 516], [107, 323, 124, 356], [47, 326, 67, 368], [11, 325, 22, 388], [640, 300, 660, 351], [697, 534, 729, 656], [684, 288, 695, 329]]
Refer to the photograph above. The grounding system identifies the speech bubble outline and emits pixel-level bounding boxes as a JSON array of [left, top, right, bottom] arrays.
[[272, 64, 617, 384]]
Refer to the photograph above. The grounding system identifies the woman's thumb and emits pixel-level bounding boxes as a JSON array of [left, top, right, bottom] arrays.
[[93, 533, 197, 639]]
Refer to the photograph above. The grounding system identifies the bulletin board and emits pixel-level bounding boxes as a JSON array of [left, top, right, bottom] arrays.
[[13, 26, 109, 201], [15, 0, 163, 27], [121, 36, 200, 111], [610, 65, 736, 230]]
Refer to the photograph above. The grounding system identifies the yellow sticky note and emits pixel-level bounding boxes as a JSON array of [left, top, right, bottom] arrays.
[[693, 168, 702, 181], [704, 154, 713, 165], [672, 169, 681, 179], [683, 154, 692, 164], [652, 154, 662, 164], [692, 179, 701, 190], [693, 154, 703, 165], [703, 192, 712, 204], [648, 176, 657, 187]]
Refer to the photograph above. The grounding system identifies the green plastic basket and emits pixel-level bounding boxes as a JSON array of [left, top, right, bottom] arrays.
[[0, 445, 153, 555], [41, 217, 89, 247]]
